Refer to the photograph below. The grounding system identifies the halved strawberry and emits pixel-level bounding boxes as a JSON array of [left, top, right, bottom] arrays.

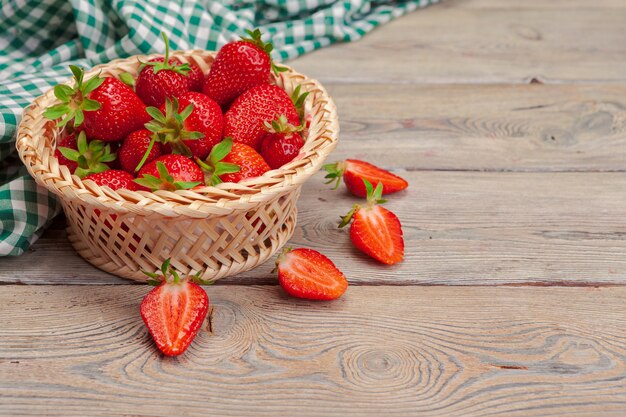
[[56, 131, 116, 178], [197, 138, 268, 185], [140, 259, 211, 357], [340, 180, 404, 265], [203, 28, 286, 109], [260, 115, 305, 169], [135, 33, 205, 107], [276, 248, 348, 300], [324, 159, 408, 197], [135, 154, 203, 192], [44, 65, 149, 142]]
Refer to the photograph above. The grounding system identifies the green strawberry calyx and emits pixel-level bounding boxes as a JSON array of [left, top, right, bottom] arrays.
[[142, 258, 214, 286], [290, 84, 309, 125], [43, 65, 104, 129], [322, 160, 348, 190], [338, 179, 387, 228], [196, 138, 241, 186], [57, 131, 116, 178], [141, 32, 191, 76], [135, 97, 204, 171], [134, 161, 202, 192], [263, 114, 303, 135], [241, 28, 288, 75]]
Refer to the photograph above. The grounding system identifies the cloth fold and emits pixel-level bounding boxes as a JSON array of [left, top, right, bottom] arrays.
[[0, 0, 433, 256]]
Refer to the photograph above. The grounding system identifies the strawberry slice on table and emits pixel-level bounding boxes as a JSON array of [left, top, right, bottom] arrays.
[[135, 33, 204, 107], [196, 138, 269, 185], [84, 169, 139, 191], [141, 259, 211, 357], [223, 84, 303, 150], [324, 159, 409, 198], [340, 180, 404, 265], [276, 248, 348, 300], [135, 154, 203, 192], [203, 28, 286, 109], [260, 114, 305, 169], [44, 65, 150, 142], [56, 131, 116, 178]]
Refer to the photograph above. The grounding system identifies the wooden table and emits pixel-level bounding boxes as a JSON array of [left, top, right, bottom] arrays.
[[2, 1, 626, 415]]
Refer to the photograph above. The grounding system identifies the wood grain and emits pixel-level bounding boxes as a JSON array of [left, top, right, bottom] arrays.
[[0, 286, 625, 417], [290, 5, 626, 84], [454, 0, 626, 8], [327, 83, 626, 172], [3, 170, 626, 286]]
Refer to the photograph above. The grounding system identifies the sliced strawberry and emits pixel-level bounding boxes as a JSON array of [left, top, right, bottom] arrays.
[[56, 131, 116, 178], [260, 115, 305, 169], [135, 154, 203, 192], [118, 130, 163, 174], [340, 180, 404, 265], [84, 170, 139, 191], [135, 33, 205, 107], [276, 248, 348, 300], [140, 259, 210, 357], [324, 159, 408, 197]]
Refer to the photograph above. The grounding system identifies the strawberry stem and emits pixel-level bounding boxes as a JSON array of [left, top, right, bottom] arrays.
[[323, 161, 346, 190]]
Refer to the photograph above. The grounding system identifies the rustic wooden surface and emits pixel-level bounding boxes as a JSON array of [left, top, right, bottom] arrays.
[[2, 0, 626, 416]]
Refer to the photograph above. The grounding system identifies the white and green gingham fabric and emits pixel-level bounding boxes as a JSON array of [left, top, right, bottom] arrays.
[[0, 0, 433, 256]]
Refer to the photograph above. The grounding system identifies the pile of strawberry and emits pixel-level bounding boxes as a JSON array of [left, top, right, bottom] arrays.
[[46, 31, 308, 191], [44, 30, 410, 357]]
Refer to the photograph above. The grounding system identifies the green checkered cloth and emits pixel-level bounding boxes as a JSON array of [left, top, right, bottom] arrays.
[[0, 0, 433, 256]]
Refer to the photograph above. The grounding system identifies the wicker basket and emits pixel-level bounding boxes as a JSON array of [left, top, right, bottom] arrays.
[[15, 50, 339, 282]]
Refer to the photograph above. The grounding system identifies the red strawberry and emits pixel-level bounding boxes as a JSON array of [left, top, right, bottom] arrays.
[[84, 170, 139, 191], [135, 33, 204, 107], [55, 133, 78, 173], [44, 65, 149, 142], [197, 138, 269, 185], [276, 248, 348, 300], [141, 259, 210, 356], [324, 159, 408, 198], [135, 154, 203, 192], [223, 84, 302, 150], [56, 131, 117, 178], [260, 115, 305, 169], [118, 130, 163, 174], [203, 29, 286, 109], [340, 180, 404, 265]]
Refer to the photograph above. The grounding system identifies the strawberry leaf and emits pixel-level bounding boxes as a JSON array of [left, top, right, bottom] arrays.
[[82, 75, 105, 94], [44, 104, 70, 120], [174, 181, 202, 190], [54, 84, 73, 102], [209, 138, 233, 164], [119, 72, 136, 88], [58, 147, 80, 161]]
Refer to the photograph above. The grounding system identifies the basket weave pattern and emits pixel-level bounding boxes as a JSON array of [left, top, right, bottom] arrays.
[[16, 51, 338, 281]]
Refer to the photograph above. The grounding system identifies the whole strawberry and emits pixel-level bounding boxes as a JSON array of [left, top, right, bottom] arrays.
[[136, 33, 204, 107], [324, 159, 409, 197], [203, 29, 285, 109], [223, 84, 301, 150], [44, 65, 150, 142], [84, 170, 139, 191], [340, 180, 404, 265], [54, 133, 78, 173], [260, 115, 305, 169], [118, 130, 163, 173], [56, 131, 117, 178], [276, 248, 348, 300], [197, 138, 269, 185], [141, 259, 210, 357], [135, 154, 203, 192]]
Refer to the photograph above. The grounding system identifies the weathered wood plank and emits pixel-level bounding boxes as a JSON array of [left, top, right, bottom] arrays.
[[0, 285, 625, 417], [454, 0, 626, 8], [290, 6, 626, 83], [3, 171, 626, 286], [327, 83, 626, 172]]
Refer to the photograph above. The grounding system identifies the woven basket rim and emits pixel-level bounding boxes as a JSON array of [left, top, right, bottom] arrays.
[[16, 50, 339, 217]]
